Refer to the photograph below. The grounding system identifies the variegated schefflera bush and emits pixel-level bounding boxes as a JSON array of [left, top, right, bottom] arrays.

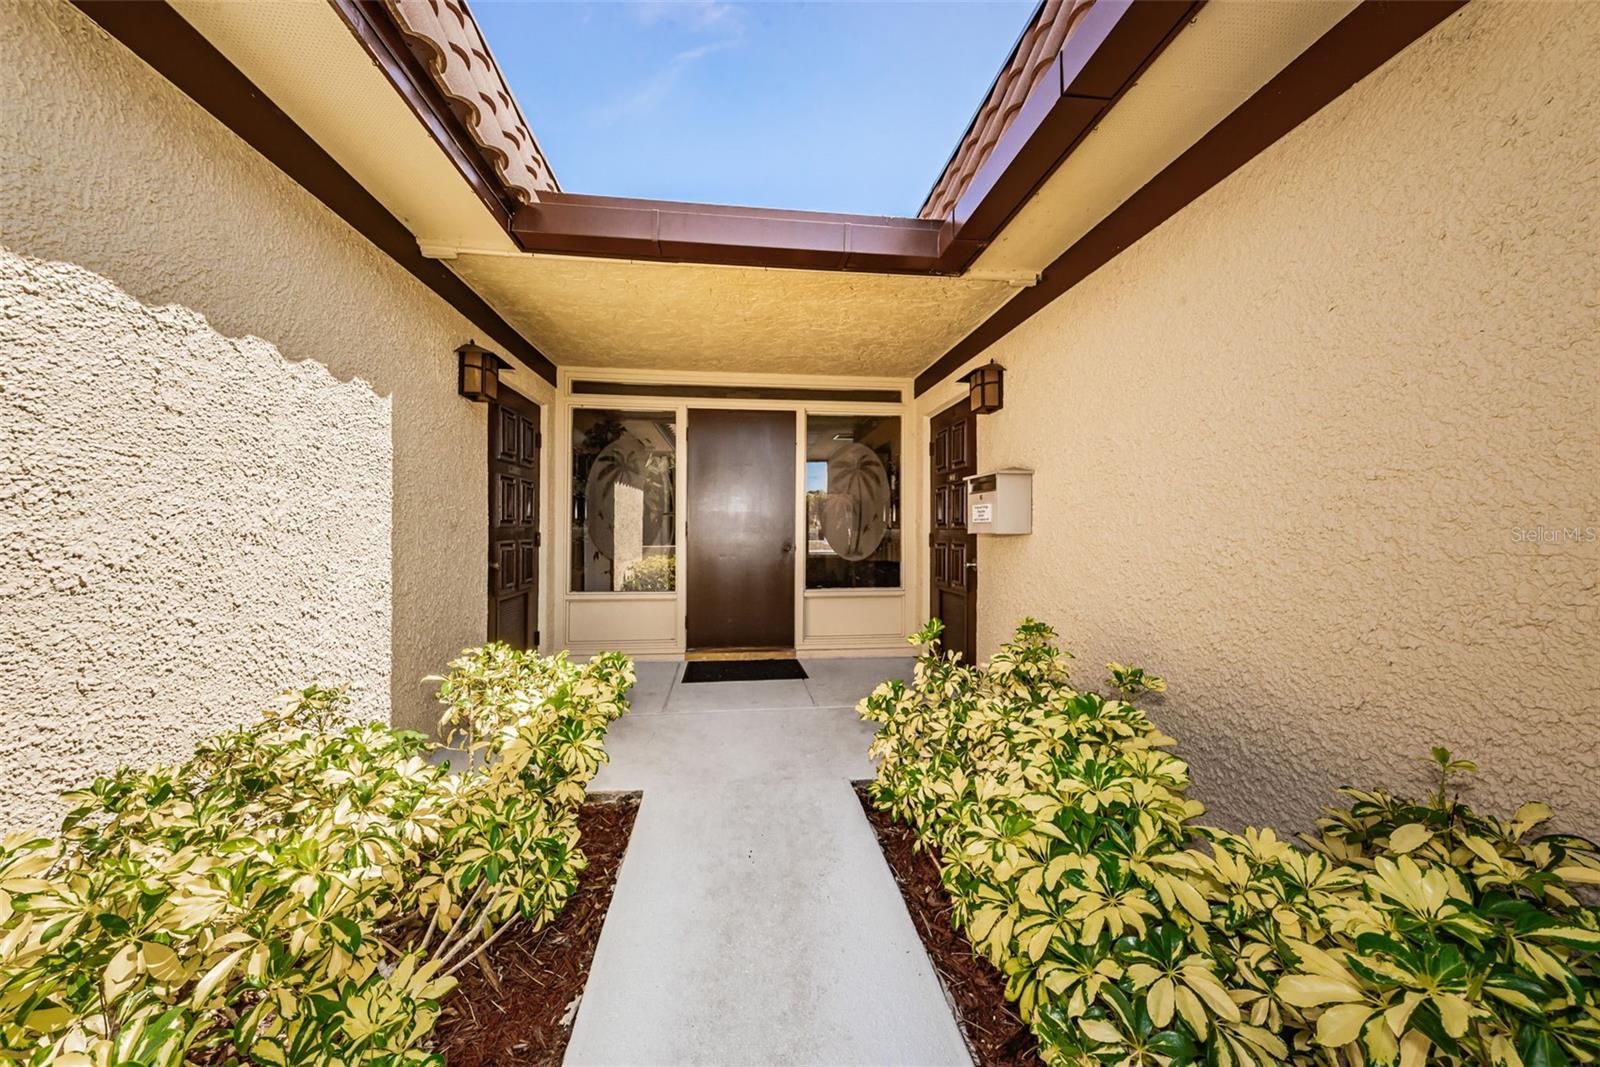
[[0, 644, 632, 1067], [862, 619, 1600, 1067]]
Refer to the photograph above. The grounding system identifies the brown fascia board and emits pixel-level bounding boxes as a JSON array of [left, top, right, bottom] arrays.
[[69, 0, 557, 384], [914, 0, 1468, 395], [947, 0, 1200, 253], [329, 0, 522, 228]]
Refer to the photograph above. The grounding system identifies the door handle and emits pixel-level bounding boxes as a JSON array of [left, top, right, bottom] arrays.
[[965, 561, 977, 570]]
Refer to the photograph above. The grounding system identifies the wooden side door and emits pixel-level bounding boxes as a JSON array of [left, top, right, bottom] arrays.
[[929, 399, 978, 662], [685, 409, 796, 650], [488, 387, 540, 648]]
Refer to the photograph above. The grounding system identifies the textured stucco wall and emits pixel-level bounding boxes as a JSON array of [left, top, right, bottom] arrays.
[[0, 1, 509, 829], [948, 2, 1600, 833]]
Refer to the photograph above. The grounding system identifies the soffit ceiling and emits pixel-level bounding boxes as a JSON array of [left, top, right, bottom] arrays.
[[172, 0, 515, 251], [174, 0, 1357, 380], [443, 253, 1016, 377], [971, 0, 1359, 277]]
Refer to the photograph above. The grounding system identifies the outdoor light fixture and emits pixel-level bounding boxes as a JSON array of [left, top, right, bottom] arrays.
[[964, 361, 1005, 414], [457, 341, 503, 403]]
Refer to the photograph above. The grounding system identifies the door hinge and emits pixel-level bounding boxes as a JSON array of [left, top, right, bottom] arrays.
[[533, 629, 541, 647], [534, 431, 542, 449], [534, 532, 542, 548]]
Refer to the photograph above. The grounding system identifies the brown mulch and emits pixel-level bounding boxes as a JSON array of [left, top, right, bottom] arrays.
[[855, 783, 1044, 1067], [431, 792, 641, 1067]]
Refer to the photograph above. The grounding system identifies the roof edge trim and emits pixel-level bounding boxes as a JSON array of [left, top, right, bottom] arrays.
[[69, 0, 557, 383], [913, 0, 1468, 395]]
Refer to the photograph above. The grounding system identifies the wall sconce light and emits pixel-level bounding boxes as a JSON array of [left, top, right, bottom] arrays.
[[964, 360, 1005, 414], [457, 341, 504, 403]]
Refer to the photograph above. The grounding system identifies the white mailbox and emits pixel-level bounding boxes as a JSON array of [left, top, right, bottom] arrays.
[[966, 469, 1032, 534]]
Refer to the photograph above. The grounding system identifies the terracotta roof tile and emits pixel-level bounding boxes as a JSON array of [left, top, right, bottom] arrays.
[[384, 0, 557, 203], [920, 0, 1096, 221]]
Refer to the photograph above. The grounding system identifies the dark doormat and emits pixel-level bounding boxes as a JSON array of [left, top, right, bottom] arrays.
[[682, 659, 809, 683]]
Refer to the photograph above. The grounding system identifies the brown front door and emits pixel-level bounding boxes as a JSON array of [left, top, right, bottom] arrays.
[[929, 399, 978, 662], [686, 409, 796, 650], [488, 387, 540, 649]]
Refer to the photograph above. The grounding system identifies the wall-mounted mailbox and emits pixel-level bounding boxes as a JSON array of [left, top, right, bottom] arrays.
[[966, 469, 1032, 534]]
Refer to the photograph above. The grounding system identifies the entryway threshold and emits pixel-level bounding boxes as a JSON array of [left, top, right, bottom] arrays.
[[682, 659, 808, 684]]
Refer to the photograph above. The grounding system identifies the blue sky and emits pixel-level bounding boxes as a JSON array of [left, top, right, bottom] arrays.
[[472, 1, 1035, 216]]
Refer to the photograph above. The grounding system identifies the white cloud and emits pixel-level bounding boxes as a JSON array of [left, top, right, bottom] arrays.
[[590, 3, 745, 126], [633, 1, 744, 32]]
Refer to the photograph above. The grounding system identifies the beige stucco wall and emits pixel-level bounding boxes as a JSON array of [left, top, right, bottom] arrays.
[[0, 1, 521, 829], [932, 2, 1600, 833]]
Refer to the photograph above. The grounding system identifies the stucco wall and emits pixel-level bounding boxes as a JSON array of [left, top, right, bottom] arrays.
[[0, 1, 513, 829], [938, 2, 1600, 832]]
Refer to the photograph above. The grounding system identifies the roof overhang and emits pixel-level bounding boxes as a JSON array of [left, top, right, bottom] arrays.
[[104, 0, 1465, 382]]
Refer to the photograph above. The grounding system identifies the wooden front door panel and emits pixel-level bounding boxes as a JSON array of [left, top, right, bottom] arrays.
[[488, 388, 540, 648], [686, 409, 796, 650], [929, 399, 978, 662]]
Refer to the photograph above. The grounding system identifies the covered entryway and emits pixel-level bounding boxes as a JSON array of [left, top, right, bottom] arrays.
[[557, 377, 912, 660]]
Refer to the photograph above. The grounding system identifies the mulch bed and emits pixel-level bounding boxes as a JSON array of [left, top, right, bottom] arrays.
[[431, 792, 641, 1067], [855, 783, 1044, 1067]]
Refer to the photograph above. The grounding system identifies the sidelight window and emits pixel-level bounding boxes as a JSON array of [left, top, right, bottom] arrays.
[[804, 414, 901, 589], [571, 409, 677, 592]]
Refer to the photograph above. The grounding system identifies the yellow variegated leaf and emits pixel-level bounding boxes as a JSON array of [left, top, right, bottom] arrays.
[[1182, 965, 1241, 1023], [1026, 924, 1052, 961], [1174, 985, 1209, 1039], [969, 906, 1003, 941], [1399, 1029, 1431, 1067], [1510, 802, 1552, 838], [139, 942, 184, 983], [1079, 1018, 1123, 1045], [1147, 977, 1175, 1028], [1387, 824, 1433, 854], [1276, 974, 1364, 1007], [1436, 994, 1470, 1038], [1316, 1003, 1373, 1047]]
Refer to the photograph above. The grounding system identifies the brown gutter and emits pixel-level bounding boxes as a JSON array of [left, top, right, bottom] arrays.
[[913, 0, 1467, 395], [942, 0, 1199, 260], [68, 0, 557, 384], [512, 193, 951, 273]]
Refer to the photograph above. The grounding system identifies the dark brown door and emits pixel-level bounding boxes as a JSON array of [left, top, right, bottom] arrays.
[[929, 399, 978, 662], [488, 387, 540, 649], [686, 409, 796, 650]]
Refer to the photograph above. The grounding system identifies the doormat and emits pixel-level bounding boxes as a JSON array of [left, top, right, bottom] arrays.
[[681, 659, 808, 683]]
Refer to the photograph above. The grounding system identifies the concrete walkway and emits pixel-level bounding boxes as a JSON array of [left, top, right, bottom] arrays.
[[565, 658, 971, 1067]]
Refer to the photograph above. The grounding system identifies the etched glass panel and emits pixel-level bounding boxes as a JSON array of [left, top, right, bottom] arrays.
[[571, 409, 676, 592], [805, 414, 901, 589]]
